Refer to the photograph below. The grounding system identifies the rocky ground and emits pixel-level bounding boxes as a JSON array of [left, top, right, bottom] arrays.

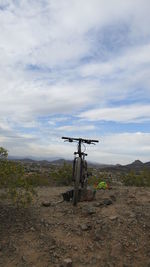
[[0, 186, 150, 267]]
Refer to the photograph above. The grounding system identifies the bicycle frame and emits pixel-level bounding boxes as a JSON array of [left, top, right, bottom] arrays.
[[72, 140, 88, 183], [62, 136, 99, 205]]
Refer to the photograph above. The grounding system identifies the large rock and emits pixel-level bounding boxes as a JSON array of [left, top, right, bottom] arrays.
[[62, 188, 96, 202], [79, 189, 96, 202]]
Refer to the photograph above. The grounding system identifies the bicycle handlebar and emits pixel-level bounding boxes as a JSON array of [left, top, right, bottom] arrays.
[[62, 136, 99, 144]]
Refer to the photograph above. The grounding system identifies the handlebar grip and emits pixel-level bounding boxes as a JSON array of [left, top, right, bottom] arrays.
[[62, 136, 73, 142], [62, 136, 71, 140]]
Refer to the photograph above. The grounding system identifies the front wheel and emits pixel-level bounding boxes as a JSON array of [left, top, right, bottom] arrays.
[[73, 157, 81, 206]]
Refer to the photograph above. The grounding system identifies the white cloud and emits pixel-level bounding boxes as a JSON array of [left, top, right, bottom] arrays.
[[0, 0, 150, 162], [57, 125, 95, 132], [79, 104, 150, 123], [0, 0, 150, 67], [0, 120, 150, 163], [80, 43, 150, 77], [87, 132, 150, 164]]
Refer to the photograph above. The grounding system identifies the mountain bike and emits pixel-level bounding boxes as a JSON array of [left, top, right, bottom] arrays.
[[62, 137, 99, 205]]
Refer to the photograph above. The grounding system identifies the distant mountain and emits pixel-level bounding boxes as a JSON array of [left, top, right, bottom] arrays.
[[144, 161, 150, 168], [125, 160, 144, 170], [88, 162, 114, 168], [125, 160, 150, 171], [8, 157, 36, 163], [126, 159, 143, 166], [50, 159, 72, 165], [101, 160, 150, 172], [18, 158, 36, 163], [50, 158, 150, 172], [8, 157, 59, 163], [8, 157, 150, 172]]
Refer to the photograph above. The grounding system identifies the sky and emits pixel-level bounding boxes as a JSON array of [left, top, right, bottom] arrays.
[[0, 0, 150, 164]]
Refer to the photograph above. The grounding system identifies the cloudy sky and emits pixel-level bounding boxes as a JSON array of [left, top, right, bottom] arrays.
[[0, 0, 150, 164]]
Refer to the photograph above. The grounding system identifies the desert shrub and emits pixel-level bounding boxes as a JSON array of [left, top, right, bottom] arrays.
[[25, 173, 49, 186], [0, 147, 36, 206], [50, 163, 73, 185], [88, 171, 111, 186], [123, 169, 150, 187], [88, 175, 99, 186]]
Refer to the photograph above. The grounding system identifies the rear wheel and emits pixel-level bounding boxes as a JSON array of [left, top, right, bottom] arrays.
[[82, 160, 88, 190], [73, 157, 81, 206]]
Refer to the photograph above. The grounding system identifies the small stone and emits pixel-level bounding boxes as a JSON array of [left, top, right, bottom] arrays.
[[125, 242, 129, 247], [30, 227, 35, 231], [109, 216, 118, 221], [62, 258, 72, 267], [129, 214, 135, 218], [110, 195, 116, 201], [22, 256, 27, 262], [129, 194, 135, 199], [50, 245, 56, 250], [91, 257, 97, 264], [94, 202, 103, 207], [127, 200, 133, 205], [83, 206, 96, 215], [39, 233, 45, 238], [94, 229, 104, 241], [40, 218, 44, 223], [53, 252, 59, 258], [80, 223, 91, 231], [103, 199, 113, 205], [87, 244, 94, 251], [96, 219, 102, 224], [42, 201, 51, 207]]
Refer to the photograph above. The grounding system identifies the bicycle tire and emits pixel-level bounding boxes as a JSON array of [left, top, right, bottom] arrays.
[[73, 157, 81, 206], [83, 159, 88, 189]]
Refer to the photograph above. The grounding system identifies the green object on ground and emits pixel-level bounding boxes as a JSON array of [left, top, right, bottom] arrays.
[[96, 181, 107, 189]]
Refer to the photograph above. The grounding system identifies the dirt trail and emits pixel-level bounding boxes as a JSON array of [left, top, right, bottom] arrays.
[[0, 186, 150, 267]]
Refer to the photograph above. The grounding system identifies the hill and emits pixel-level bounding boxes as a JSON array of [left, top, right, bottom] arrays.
[[8, 157, 150, 173]]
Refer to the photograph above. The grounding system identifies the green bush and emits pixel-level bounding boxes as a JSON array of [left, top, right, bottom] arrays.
[[25, 174, 49, 187], [88, 171, 110, 186], [88, 175, 99, 186], [0, 147, 36, 206], [50, 163, 73, 185], [123, 169, 150, 187]]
